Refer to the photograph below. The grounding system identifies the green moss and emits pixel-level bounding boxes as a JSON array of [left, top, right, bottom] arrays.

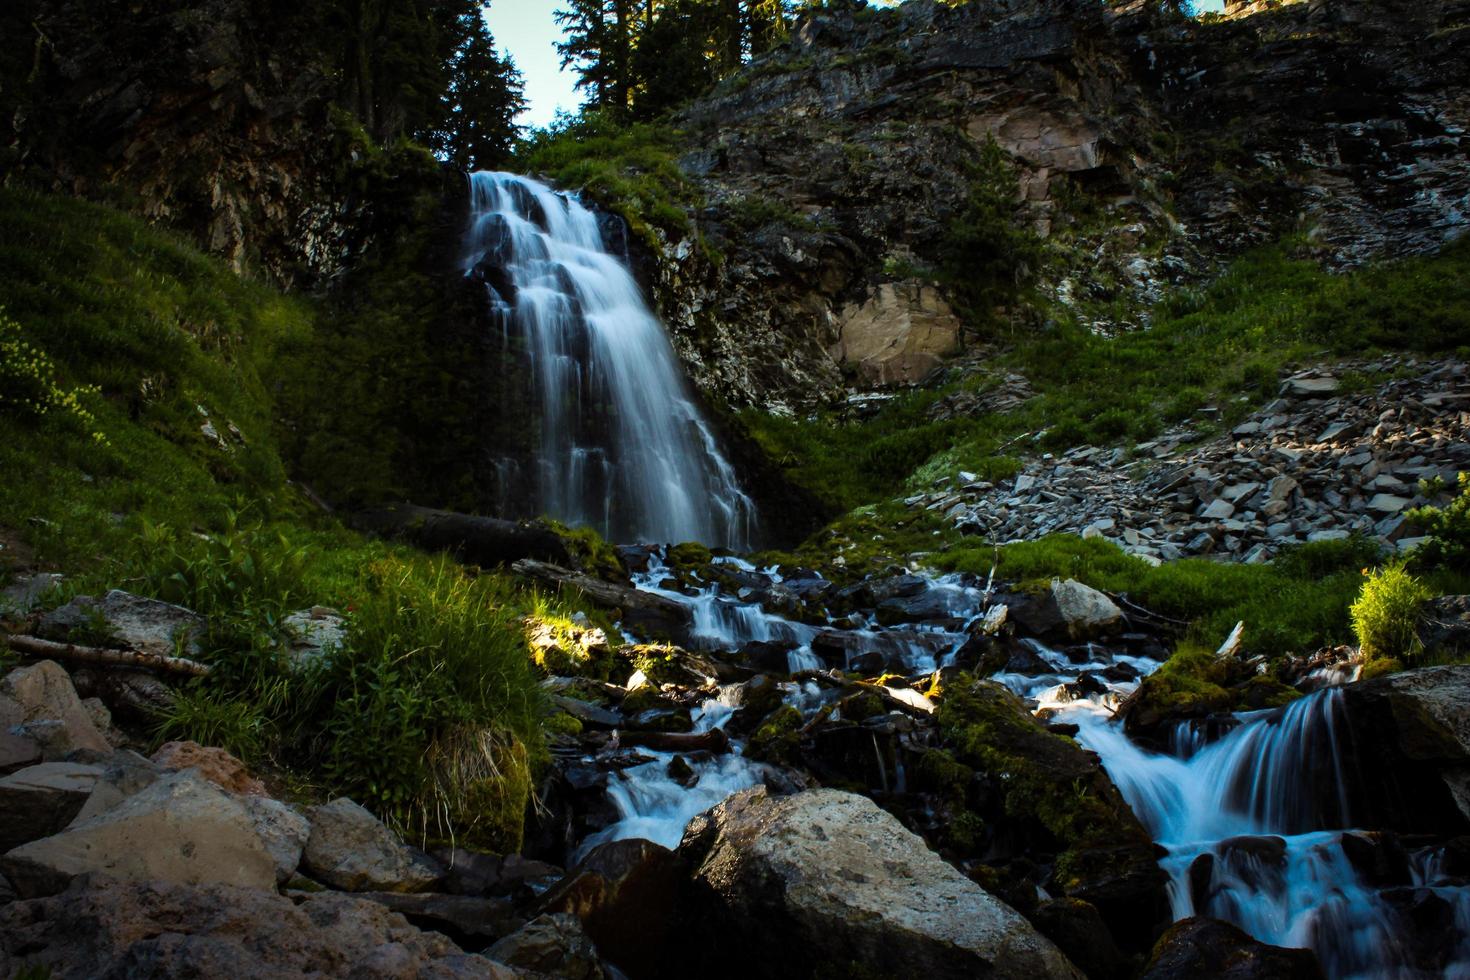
[[666, 541, 715, 572], [544, 711, 584, 737], [1352, 565, 1431, 666], [936, 678, 1151, 874], [916, 748, 973, 803], [544, 520, 627, 580], [621, 684, 678, 715], [746, 704, 803, 766]]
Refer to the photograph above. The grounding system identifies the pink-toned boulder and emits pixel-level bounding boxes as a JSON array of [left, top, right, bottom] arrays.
[[151, 740, 266, 796]]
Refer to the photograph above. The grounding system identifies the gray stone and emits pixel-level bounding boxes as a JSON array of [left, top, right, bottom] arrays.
[[1, 769, 276, 898], [1368, 493, 1413, 513], [281, 606, 347, 669], [0, 762, 103, 851], [38, 589, 204, 658], [0, 733, 42, 776], [680, 788, 1082, 979], [1284, 376, 1340, 397], [1200, 498, 1235, 520], [0, 661, 111, 758], [243, 796, 310, 885], [0, 574, 63, 619], [303, 797, 443, 893]]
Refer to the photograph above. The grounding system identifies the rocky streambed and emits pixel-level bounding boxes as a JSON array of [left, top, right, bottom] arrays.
[[3, 554, 1470, 978]]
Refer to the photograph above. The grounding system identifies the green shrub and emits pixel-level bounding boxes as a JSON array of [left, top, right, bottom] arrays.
[[1407, 473, 1470, 573], [154, 686, 271, 760], [1351, 565, 1431, 665]]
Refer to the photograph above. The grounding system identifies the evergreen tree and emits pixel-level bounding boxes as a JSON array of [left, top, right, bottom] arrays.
[[426, 7, 526, 169]]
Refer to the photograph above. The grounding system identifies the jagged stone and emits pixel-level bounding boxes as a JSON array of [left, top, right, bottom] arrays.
[[0, 661, 111, 758], [0, 762, 103, 852], [302, 797, 443, 894]]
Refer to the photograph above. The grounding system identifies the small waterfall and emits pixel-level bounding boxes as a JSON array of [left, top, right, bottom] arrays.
[[461, 172, 756, 548], [1068, 691, 1470, 978]]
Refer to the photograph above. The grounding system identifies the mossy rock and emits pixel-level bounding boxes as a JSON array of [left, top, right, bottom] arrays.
[[838, 691, 886, 723], [544, 711, 584, 737], [746, 705, 803, 767], [541, 519, 626, 580], [915, 748, 973, 804], [523, 616, 613, 679], [667, 541, 714, 572]]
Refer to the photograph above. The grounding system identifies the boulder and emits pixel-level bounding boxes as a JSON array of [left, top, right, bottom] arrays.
[[0, 573, 63, 619], [1030, 897, 1128, 980], [0, 876, 517, 979], [0, 660, 111, 757], [1, 769, 276, 898], [38, 589, 204, 658], [151, 740, 267, 796], [1012, 579, 1122, 641], [678, 787, 1084, 979], [1140, 917, 1325, 979], [242, 796, 310, 885], [0, 762, 103, 851], [302, 797, 443, 893], [536, 837, 683, 976], [1341, 665, 1470, 832]]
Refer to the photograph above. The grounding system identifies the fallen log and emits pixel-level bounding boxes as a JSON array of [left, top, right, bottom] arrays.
[[353, 504, 573, 568], [617, 727, 731, 754], [512, 560, 693, 634], [3, 633, 212, 677]]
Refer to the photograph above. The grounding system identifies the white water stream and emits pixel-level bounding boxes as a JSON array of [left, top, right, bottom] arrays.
[[462, 172, 755, 548]]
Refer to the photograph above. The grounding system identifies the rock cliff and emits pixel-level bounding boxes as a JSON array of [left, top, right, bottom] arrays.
[[643, 0, 1470, 412]]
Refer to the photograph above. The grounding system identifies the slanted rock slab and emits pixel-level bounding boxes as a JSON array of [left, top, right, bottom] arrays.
[[0, 762, 103, 851], [39, 589, 204, 658], [1, 769, 276, 897], [678, 787, 1084, 979]]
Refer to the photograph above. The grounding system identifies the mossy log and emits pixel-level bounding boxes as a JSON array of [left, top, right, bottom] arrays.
[[512, 559, 693, 636], [353, 504, 574, 568]]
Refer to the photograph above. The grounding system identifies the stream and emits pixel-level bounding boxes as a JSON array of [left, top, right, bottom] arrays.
[[581, 553, 1470, 978]]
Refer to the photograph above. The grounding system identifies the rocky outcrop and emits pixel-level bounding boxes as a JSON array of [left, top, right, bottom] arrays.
[[678, 786, 1084, 979], [0, 877, 518, 979], [641, 0, 1470, 411], [40, 590, 205, 659], [830, 281, 963, 385]]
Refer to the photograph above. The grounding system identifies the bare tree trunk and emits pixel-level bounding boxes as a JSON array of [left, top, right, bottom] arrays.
[[4, 634, 211, 677]]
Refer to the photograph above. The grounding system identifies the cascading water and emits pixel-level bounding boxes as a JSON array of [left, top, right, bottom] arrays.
[[461, 172, 756, 548], [1058, 690, 1470, 978]]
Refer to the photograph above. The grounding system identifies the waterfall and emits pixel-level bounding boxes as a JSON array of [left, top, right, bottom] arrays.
[[461, 172, 756, 548], [1069, 692, 1470, 978]]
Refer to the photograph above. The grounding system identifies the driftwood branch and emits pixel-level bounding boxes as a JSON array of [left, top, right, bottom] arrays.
[[617, 728, 731, 754], [3, 634, 212, 677]]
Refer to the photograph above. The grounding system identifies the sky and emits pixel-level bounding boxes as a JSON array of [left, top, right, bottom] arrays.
[[486, 0, 581, 130], [487, 0, 1229, 131]]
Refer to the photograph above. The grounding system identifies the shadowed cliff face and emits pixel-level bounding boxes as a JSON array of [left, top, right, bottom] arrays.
[[2, 0, 389, 288], [637, 0, 1470, 413]]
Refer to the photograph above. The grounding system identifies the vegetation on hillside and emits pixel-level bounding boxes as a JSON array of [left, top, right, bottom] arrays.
[[0, 185, 593, 848]]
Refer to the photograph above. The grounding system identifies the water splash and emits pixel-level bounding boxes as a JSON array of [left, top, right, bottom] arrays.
[[462, 172, 756, 547]]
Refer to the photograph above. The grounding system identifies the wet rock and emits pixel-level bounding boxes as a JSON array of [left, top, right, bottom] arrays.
[[0, 660, 111, 758], [486, 912, 608, 979], [1140, 916, 1325, 979], [1338, 831, 1412, 888], [0, 877, 515, 978], [0, 762, 103, 851], [38, 590, 204, 658], [1, 769, 277, 898], [302, 797, 443, 893], [738, 639, 797, 673], [679, 787, 1083, 978], [550, 694, 622, 728], [536, 837, 683, 976], [1030, 897, 1127, 980], [151, 740, 267, 796]]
